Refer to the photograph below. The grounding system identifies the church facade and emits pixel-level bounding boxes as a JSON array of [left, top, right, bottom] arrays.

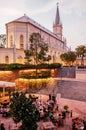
[[0, 5, 68, 64]]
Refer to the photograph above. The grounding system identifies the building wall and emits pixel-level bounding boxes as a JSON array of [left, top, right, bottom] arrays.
[[5, 21, 66, 64], [0, 48, 24, 64], [0, 48, 14, 63], [53, 24, 62, 40], [76, 57, 86, 66]]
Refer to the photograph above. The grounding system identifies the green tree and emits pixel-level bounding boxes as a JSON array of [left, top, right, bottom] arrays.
[[60, 51, 76, 65], [75, 45, 86, 66], [10, 92, 40, 130], [24, 33, 51, 65]]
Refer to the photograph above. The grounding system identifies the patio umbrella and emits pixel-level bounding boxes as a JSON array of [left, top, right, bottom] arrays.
[[0, 81, 16, 101]]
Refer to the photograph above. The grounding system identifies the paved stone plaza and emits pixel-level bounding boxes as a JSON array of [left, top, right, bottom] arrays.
[[37, 78, 86, 121]]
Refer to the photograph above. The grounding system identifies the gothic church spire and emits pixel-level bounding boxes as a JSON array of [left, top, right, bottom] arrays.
[[53, 3, 62, 40], [55, 3, 60, 25]]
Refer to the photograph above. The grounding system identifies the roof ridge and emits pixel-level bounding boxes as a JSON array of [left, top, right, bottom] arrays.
[[6, 14, 64, 42]]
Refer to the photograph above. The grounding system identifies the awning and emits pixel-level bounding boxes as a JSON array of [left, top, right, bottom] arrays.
[[0, 81, 16, 101], [0, 81, 16, 87]]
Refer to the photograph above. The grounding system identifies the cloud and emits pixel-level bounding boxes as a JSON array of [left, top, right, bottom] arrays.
[[59, 0, 86, 49], [0, 8, 22, 16], [25, 0, 57, 15], [0, 0, 25, 8], [0, 0, 57, 17], [60, 0, 86, 16], [0, 0, 86, 50], [0, 0, 26, 17]]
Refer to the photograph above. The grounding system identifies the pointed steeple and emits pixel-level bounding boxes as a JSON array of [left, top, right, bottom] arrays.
[[53, 3, 62, 40], [55, 3, 60, 25]]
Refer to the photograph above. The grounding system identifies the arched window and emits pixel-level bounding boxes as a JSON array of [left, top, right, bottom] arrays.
[[5, 56, 9, 64], [20, 35, 24, 49], [10, 35, 13, 48]]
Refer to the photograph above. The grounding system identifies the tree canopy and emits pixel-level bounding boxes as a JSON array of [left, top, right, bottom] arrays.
[[10, 92, 40, 130], [60, 51, 76, 66], [75, 45, 86, 66], [24, 33, 51, 65]]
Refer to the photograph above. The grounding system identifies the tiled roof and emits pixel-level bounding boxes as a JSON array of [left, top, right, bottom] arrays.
[[7, 14, 64, 42]]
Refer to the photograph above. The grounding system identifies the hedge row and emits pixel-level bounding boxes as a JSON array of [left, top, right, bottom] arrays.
[[0, 63, 61, 70], [19, 70, 51, 79]]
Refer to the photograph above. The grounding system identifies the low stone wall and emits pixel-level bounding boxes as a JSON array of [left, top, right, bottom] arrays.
[[0, 70, 19, 81], [0, 68, 60, 82], [1, 67, 86, 82], [56, 67, 76, 78]]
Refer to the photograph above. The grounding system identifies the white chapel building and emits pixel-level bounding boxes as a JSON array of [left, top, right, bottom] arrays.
[[0, 5, 68, 64]]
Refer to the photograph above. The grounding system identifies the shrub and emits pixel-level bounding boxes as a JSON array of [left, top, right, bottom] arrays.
[[49, 63, 61, 68], [7, 63, 24, 70], [19, 70, 51, 79], [63, 105, 69, 111], [0, 62, 61, 70], [0, 64, 8, 70]]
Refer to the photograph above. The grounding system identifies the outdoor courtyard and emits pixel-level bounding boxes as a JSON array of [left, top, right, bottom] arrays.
[[0, 77, 86, 130]]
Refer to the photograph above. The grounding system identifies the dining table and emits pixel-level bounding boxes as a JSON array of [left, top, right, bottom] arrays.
[[42, 121, 56, 130]]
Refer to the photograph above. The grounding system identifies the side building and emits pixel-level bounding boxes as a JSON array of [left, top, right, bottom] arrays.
[[0, 5, 68, 64]]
